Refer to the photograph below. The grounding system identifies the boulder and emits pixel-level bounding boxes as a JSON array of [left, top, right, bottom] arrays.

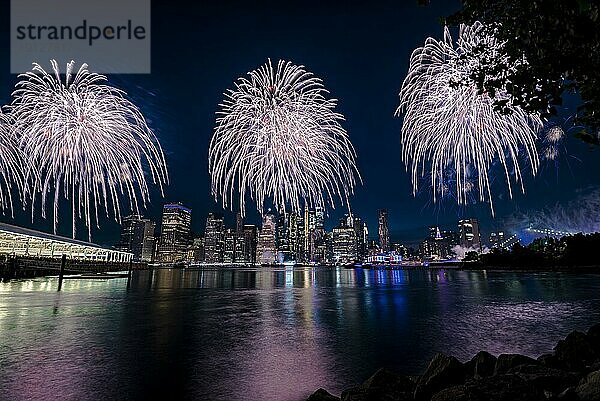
[[557, 387, 579, 401], [462, 374, 545, 401], [575, 369, 600, 401], [587, 324, 600, 354], [466, 351, 497, 378], [507, 364, 580, 393], [414, 353, 466, 400], [361, 367, 416, 393], [431, 385, 469, 401], [307, 388, 340, 401], [537, 353, 560, 369], [341, 387, 412, 401], [494, 354, 537, 375], [340, 368, 415, 401], [554, 331, 598, 371]]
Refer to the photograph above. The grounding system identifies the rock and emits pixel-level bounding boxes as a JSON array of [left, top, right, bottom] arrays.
[[340, 368, 415, 401], [494, 354, 538, 375], [587, 324, 600, 354], [537, 353, 560, 369], [307, 388, 340, 401], [432, 375, 545, 401], [414, 353, 466, 400], [431, 385, 469, 401], [557, 387, 579, 401], [468, 374, 545, 401], [555, 331, 598, 371], [507, 364, 580, 394], [361, 367, 416, 393], [341, 387, 412, 401], [575, 369, 600, 401], [467, 351, 497, 378]]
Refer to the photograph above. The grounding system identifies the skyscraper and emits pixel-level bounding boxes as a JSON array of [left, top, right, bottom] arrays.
[[458, 218, 482, 251], [378, 209, 390, 252], [204, 213, 224, 263], [276, 214, 295, 262], [257, 212, 277, 265], [156, 203, 192, 263], [332, 215, 357, 264], [352, 216, 367, 260], [242, 224, 258, 264], [223, 228, 236, 263], [234, 212, 245, 262], [117, 214, 156, 262]]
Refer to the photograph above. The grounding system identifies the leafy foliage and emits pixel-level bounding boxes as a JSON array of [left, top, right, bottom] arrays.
[[446, 0, 600, 137], [481, 233, 600, 268]]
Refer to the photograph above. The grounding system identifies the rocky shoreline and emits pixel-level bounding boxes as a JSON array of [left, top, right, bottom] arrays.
[[307, 323, 600, 401]]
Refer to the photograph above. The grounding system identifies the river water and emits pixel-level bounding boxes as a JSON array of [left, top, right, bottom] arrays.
[[1, 267, 599, 401]]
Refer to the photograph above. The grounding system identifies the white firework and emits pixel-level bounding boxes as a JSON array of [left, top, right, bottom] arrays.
[[10, 60, 168, 240], [396, 22, 542, 215], [541, 125, 565, 161], [209, 59, 360, 216], [0, 109, 25, 214]]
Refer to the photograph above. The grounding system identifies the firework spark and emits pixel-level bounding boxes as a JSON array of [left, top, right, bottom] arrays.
[[209, 59, 360, 216], [396, 22, 542, 215], [10, 60, 168, 240], [541, 125, 565, 161], [0, 109, 25, 214]]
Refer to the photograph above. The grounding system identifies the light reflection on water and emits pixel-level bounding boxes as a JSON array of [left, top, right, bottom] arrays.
[[1, 267, 599, 401]]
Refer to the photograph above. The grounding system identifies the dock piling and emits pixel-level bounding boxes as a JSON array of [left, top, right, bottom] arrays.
[[57, 254, 66, 291], [126, 260, 133, 289]]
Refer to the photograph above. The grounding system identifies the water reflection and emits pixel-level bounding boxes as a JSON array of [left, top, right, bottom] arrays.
[[0, 268, 599, 401]]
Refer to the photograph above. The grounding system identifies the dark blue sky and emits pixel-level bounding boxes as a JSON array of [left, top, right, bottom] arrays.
[[1, 0, 599, 246]]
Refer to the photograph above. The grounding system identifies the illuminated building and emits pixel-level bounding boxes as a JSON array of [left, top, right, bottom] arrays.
[[257, 212, 277, 265], [234, 212, 245, 262], [378, 209, 390, 252], [332, 215, 357, 264], [117, 214, 155, 262], [276, 214, 295, 262], [458, 218, 482, 251], [223, 228, 236, 263], [489, 231, 506, 249], [0, 222, 131, 262], [156, 203, 192, 263], [352, 216, 368, 260], [191, 237, 205, 262], [242, 225, 258, 264], [204, 213, 224, 263]]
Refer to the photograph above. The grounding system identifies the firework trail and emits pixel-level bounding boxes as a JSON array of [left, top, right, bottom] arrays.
[[209, 59, 360, 217], [396, 22, 542, 215], [0, 109, 25, 215], [10, 60, 168, 240]]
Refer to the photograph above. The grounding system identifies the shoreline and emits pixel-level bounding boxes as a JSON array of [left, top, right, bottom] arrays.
[[4, 262, 600, 281], [307, 323, 600, 401]]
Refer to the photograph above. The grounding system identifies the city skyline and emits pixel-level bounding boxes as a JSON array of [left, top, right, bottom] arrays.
[[119, 201, 539, 266]]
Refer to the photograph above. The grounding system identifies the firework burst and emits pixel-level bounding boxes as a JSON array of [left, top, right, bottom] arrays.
[[0, 109, 25, 214], [10, 60, 168, 240], [209, 59, 360, 216], [396, 22, 542, 215]]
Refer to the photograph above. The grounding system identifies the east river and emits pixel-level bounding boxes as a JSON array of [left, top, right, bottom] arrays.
[[1, 267, 599, 401]]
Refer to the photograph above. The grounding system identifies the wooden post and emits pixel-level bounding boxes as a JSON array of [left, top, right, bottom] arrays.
[[57, 254, 66, 291], [126, 260, 133, 289]]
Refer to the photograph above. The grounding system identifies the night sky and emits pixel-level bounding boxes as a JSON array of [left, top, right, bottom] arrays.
[[0, 0, 599, 246]]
